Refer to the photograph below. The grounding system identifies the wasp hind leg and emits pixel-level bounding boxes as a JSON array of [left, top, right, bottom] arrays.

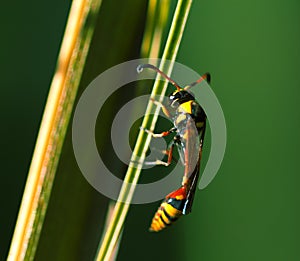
[[140, 126, 176, 166], [130, 127, 176, 168], [144, 138, 176, 167]]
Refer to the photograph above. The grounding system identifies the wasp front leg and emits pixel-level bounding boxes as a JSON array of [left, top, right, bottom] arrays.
[[150, 98, 171, 118]]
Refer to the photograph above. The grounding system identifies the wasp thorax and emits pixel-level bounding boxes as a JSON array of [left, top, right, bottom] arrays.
[[169, 90, 195, 108]]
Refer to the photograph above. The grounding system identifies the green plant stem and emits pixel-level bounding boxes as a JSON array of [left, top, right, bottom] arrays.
[[141, 0, 171, 58], [7, 1, 102, 260], [95, 0, 193, 260]]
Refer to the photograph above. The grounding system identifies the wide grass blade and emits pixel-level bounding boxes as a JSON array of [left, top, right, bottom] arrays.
[[7, 0, 102, 260]]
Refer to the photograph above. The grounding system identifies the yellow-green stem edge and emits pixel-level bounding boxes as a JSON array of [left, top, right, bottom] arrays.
[[99, 0, 171, 258], [95, 0, 193, 260]]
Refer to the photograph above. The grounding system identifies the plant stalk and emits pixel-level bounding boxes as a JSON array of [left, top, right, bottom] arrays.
[[95, 1, 193, 260]]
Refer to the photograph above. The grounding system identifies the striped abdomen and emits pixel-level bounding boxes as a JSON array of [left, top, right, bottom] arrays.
[[149, 186, 187, 232]]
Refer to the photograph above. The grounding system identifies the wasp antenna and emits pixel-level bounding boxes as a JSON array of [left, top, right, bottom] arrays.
[[136, 64, 144, 73], [205, 73, 211, 84], [137, 63, 182, 91], [184, 72, 211, 90]]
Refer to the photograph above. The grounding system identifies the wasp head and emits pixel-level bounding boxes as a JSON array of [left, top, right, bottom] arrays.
[[169, 90, 195, 108]]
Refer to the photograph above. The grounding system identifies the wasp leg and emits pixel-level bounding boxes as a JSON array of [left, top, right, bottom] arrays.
[[141, 141, 174, 166], [140, 126, 176, 138], [144, 160, 169, 167], [150, 98, 171, 118], [144, 141, 175, 167]]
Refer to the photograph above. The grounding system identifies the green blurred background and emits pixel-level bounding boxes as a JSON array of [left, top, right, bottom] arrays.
[[1, 0, 300, 260]]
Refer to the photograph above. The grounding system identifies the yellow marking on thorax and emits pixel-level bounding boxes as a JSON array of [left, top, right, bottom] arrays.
[[179, 101, 193, 114]]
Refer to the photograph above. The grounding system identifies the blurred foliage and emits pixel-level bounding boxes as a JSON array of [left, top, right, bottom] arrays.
[[2, 0, 300, 261], [34, 1, 150, 260]]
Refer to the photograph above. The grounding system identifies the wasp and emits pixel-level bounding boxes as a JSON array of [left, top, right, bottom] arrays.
[[137, 64, 210, 232]]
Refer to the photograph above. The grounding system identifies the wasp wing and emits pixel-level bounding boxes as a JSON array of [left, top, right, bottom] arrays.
[[182, 116, 206, 215], [149, 108, 206, 231]]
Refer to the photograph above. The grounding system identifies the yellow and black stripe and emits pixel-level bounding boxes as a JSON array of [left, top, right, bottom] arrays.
[[149, 195, 185, 232]]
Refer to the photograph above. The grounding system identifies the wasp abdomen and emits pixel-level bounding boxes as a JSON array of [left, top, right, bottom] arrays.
[[149, 186, 188, 232]]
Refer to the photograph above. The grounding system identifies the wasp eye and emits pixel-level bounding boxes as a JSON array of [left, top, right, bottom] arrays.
[[170, 91, 182, 100]]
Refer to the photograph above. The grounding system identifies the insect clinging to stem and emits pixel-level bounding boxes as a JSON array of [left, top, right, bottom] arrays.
[[137, 63, 210, 232]]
